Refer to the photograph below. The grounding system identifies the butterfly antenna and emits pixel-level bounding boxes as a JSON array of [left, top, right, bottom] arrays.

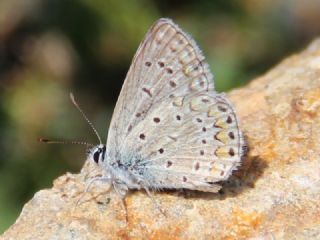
[[69, 92, 102, 145], [38, 138, 94, 147]]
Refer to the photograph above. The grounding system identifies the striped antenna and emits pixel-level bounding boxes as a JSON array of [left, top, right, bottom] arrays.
[[38, 138, 94, 147]]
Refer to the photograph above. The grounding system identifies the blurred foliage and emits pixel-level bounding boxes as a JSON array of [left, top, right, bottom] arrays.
[[1, 0, 320, 233]]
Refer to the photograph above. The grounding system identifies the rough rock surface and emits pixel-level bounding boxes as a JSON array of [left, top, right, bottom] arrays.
[[2, 39, 320, 240]]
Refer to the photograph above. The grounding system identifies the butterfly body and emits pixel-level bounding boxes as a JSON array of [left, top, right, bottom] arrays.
[[87, 18, 246, 197]]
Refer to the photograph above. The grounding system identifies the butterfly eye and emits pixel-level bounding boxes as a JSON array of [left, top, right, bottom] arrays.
[[93, 151, 100, 164]]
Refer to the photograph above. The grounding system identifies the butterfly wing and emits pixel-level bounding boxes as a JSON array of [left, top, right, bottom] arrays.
[[106, 18, 245, 192]]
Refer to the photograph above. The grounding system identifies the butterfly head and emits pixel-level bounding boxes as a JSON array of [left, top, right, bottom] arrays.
[[87, 144, 106, 165]]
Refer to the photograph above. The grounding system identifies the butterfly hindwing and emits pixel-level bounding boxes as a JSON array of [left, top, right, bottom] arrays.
[[128, 93, 244, 192]]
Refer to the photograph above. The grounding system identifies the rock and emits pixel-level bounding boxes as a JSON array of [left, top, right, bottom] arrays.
[[2, 39, 320, 240]]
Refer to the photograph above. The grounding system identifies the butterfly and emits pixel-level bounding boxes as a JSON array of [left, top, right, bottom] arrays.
[[80, 18, 246, 198], [42, 18, 246, 199]]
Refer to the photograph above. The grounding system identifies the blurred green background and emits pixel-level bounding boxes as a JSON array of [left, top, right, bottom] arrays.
[[1, 0, 320, 233]]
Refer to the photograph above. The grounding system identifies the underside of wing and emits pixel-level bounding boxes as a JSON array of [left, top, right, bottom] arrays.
[[107, 18, 214, 153], [127, 92, 245, 192], [106, 18, 245, 192]]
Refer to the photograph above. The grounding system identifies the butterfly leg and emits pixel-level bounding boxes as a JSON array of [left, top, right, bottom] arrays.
[[113, 181, 130, 222], [76, 176, 112, 205], [143, 187, 167, 217], [121, 197, 129, 223]]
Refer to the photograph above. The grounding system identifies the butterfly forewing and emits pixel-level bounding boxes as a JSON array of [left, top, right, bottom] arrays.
[[106, 18, 244, 192]]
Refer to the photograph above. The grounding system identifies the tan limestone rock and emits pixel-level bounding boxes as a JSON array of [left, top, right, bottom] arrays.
[[2, 39, 320, 240]]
